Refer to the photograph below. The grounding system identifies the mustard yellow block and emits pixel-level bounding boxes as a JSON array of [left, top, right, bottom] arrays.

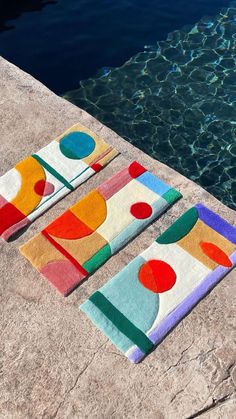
[[178, 219, 235, 270], [20, 233, 67, 270], [70, 190, 107, 230], [12, 156, 45, 216], [55, 122, 101, 144], [54, 231, 108, 265]]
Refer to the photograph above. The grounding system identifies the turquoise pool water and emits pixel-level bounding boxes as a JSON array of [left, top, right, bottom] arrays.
[[65, 5, 236, 210]]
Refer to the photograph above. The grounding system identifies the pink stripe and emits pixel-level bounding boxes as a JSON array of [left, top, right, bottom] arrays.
[[90, 146, 114, 166], [41, 230, 88, 276], [2, 217, 31, 241], [97, 166, 132, 200]]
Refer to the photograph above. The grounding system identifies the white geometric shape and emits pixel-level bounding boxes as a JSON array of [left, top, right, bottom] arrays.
[[97, 178, 160, 242], [0, 168, 21, 201], [141, 241, 211, 331], [35, 141, 88, 182]]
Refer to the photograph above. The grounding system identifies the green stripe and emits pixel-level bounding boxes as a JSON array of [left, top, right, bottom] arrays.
[[83, 244, 111, 274], [35, 166, 91, 210], [89, 291, 154, 354], [162, 188, 182, 205], [32, 154, 74, 191]]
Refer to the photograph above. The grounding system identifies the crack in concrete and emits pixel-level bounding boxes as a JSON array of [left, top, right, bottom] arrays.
[[106, 351, 125, 359], [184, 359, 236, 418], [146, 344, 222, 413], [207, 361, 236, 401], [163, 339, 195, 372], [50, 340, 108, 419], [157, 341, 218, 385], [13, 290, 42, 304], [174, 346, 218, 368], [170, 378, 193, 404], [147, 339, 196, 387], [187, 359, 236, 416], [185, 392, 236, 419]]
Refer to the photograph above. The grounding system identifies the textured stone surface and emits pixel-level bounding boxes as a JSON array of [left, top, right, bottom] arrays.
[[0, 57, 235, 419]]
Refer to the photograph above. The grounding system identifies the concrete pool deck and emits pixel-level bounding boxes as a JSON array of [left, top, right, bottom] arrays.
[[0, 56, 235, 418]]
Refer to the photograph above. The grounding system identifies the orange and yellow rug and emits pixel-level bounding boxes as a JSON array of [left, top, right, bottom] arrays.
[[0, 123, 118, 240], [20, 161, 181, 295]]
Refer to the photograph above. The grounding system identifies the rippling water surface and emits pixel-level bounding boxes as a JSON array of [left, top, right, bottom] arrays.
[[65, 5, 236, 210], [1, 1, 235, 209]]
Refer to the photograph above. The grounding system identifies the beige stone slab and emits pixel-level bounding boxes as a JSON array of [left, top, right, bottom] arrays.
[[0, 56, 235, 419]]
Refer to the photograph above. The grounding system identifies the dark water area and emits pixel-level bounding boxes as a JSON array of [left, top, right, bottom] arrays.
[[0, 0, 230, 94], [0, 1, 56, 31]]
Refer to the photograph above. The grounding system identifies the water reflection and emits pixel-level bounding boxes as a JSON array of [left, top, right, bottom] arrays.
[[65, 5, 236, 210]]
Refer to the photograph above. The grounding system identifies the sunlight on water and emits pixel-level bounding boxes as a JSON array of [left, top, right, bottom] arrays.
[[65, 5, 236, 210]]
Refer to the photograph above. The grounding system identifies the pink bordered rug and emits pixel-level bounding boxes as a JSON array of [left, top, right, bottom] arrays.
[[20, 161, 181, 296]]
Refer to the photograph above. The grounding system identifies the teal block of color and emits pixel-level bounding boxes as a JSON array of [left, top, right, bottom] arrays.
[[59, 132, 96, 159], [83, 244, 111, 274], [99, 255, 159, 334], [81, 299, 134, 353], [137, 171, 171, 196], [162, 188, 182, 205]]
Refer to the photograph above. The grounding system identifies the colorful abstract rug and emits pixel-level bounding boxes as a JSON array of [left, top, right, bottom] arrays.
[[81, 204, 236, 363], [0, 123, 118, 241], [20, 162, 181, 296]]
